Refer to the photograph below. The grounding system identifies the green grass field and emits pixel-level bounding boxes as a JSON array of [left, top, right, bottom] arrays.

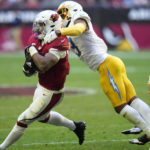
[[0, 51, 150, 150]]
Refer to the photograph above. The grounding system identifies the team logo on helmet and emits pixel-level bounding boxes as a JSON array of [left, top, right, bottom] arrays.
[[50, 14, 59, 22]]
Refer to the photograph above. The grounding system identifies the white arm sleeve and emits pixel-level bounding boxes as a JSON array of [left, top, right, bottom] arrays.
[[49, 48, 67, 60]]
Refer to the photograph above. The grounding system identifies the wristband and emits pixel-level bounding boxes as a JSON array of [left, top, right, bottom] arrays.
[[29, 46, 37, 57]]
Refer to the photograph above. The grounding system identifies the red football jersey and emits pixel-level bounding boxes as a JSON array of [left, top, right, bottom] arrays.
[[27, 34, 70, 91]]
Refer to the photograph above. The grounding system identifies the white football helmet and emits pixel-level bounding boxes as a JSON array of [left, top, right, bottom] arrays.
[[57, 1, 83, 25], [33, 10, 62, 40]]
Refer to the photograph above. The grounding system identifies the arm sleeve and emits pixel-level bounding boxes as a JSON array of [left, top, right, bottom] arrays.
[[60, 23, 86, 36]]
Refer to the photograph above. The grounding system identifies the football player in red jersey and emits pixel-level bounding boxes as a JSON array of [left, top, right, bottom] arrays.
[[0, 10, 86, 150]]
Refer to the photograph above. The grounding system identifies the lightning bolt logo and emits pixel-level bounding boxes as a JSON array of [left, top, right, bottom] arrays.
[[106, 66, 122, 100]]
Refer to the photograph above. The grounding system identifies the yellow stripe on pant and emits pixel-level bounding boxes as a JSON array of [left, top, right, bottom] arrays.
[[98, 55, 136, 108]]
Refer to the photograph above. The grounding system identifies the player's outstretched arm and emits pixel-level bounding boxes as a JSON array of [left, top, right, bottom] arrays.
[[44, 19, 87, 44], [57, 19, 87, 36]]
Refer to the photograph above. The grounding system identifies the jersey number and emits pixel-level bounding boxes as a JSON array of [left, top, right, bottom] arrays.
[[68, 38, 81, 57]]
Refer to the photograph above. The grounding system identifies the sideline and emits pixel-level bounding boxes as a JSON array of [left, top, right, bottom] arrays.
[[0, 85, 97, 97]]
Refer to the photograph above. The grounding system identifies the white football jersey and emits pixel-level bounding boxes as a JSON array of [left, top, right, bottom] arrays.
[[63, 11, 108, 71]]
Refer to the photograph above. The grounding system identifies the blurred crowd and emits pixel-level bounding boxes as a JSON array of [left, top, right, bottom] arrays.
[[0, 0, 149, 9], [77, 0, 150, 8]]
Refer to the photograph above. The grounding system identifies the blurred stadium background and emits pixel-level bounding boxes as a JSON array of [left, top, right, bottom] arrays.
[[0, 0, 150, 150], [0, 0, 150, 52]]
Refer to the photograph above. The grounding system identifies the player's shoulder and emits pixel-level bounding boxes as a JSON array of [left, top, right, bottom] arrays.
[[72, 11, 90, 21], [28, 33, 39, 46], [47, 36, 69, 51]]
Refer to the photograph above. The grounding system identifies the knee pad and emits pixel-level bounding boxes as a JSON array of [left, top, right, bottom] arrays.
[[18, 109, 35, 125]]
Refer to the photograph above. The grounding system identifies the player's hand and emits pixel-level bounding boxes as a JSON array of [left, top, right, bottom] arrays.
[[22, 59, 38, 77], [23, 66, 37, 77], [23, 63, 37, 77], [44, 31, 58, 44]]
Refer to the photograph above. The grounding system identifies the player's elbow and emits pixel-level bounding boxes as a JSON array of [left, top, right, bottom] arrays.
[[38, 65, 47, 72], [36, 60, 48, 72]]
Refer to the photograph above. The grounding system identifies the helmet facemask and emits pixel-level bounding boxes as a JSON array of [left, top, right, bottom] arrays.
[[33, 21, 46, 40], [57, 7, 70, 20], [57, 1, 83, 26], [57, 6, 71, 27]]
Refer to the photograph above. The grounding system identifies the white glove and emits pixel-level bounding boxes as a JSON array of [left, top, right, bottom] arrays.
[[44, 31, 58, 44]]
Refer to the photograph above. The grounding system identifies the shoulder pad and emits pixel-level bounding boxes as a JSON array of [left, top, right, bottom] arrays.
[[45, 36, 69, 52], [71, 11, 90, 23]]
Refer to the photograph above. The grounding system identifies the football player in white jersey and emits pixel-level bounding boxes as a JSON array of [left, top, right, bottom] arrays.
[[44, 1, 150, 145]]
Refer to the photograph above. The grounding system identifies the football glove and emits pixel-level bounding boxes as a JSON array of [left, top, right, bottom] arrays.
[[22, 59, 38, 77]]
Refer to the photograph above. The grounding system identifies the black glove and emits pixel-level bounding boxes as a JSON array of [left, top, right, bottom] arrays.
[[22, 59, 38, 77], [24, 45, 33, 60], [23, 45, 40, 77]]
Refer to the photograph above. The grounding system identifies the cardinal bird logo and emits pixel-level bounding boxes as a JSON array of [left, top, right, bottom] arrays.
[[50, 14, 59, 22]]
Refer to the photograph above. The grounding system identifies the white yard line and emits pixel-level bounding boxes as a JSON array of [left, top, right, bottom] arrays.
[[22, 139, 129, 146]]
